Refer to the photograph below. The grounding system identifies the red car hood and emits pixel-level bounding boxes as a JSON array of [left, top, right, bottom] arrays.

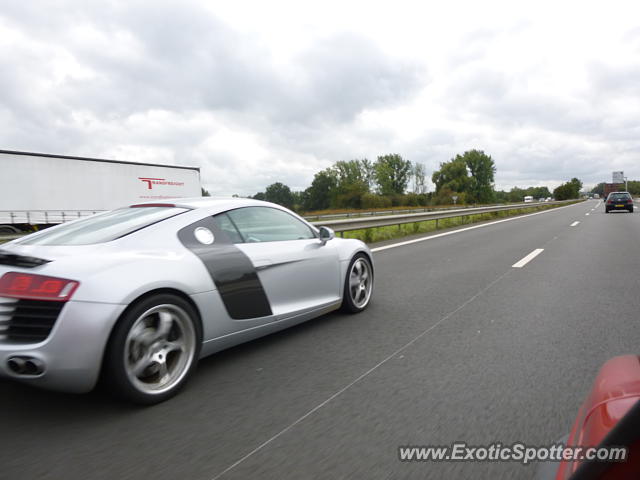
[[557, 355, 640, 479]]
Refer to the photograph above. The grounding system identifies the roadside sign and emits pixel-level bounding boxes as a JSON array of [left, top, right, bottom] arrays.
[[613, 171, 624, 183]]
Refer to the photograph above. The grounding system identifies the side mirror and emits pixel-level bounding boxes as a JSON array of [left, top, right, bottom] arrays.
[[318, 226, 335, 245]]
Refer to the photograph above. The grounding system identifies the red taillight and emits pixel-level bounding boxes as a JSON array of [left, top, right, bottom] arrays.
[[0, 272, 79, 301]]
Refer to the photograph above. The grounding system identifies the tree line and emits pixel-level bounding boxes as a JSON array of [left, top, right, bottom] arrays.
[[248, 150, 582, 212], [591, 181, 640, 196]]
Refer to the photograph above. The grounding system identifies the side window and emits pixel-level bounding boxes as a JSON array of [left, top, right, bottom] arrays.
[[212, 213, 244, 243], [226, 207, 316, 242]]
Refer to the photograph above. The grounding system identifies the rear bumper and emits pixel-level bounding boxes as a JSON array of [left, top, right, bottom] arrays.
[[606, 204, 633, 211], [0, 299, 126, 393]]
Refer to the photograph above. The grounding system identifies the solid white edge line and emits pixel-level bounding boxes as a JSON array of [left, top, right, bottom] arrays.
[[570, 221, 580, 227], [371, 202, 582, 253], [512, 248, 544, 268]]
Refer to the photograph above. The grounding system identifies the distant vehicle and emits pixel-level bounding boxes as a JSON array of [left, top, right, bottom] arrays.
[[605, 192, 634, 213], [546, 197, 552, 202], [593, 193, 600, 199], [0, 198, 373, 404], [538, 197, 546, 202], [524, 196, 534, 203], [0, 150, 202, 234]]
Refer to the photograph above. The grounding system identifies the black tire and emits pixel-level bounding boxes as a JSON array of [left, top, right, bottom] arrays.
[[605, 208, 609, 213], [103, 293, 202, 405], [629, 207, 634, 213], [341, 253, 374, 313]]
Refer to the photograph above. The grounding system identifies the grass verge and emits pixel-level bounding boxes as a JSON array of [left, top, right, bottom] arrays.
[[340, 202, 579, 244]]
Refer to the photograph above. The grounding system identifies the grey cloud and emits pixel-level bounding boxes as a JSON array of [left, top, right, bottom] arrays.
[[588, 61, 640, 98], [0, 0, 426, 197], [3, 1, 639, 196], [282, 33, 425, 123], [444, 64, 606, 138], [2, 2, 424, 125]]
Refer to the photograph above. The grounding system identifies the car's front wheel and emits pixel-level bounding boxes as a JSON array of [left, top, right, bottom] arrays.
[[341, 253, 374, 313], [103, 294, 201, 404]]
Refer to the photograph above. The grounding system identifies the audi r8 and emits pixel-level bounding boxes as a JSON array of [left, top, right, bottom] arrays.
[[0, 198, 373, 404]]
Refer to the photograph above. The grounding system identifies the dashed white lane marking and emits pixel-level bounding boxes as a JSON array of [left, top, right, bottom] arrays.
[[570, 221, 580, 227], [371, 201, 582, 253], [512, 248, 545, 268], [585, 212, 590, 216], [209, 202, 586, 479]]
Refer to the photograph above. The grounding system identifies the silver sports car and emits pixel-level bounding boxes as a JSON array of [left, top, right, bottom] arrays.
[[0, 198, 373, 403]]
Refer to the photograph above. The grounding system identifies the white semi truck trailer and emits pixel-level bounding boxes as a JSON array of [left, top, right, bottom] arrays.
[[0, 150, 202, 233]]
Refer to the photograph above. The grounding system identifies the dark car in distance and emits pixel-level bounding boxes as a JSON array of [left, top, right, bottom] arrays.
[[605, 192, 634, 213]]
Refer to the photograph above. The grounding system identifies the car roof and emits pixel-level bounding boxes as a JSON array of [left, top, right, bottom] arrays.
[[130, 196, 296, 216], [133, 196, 268, 209]]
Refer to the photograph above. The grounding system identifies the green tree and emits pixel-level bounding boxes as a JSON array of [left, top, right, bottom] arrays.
[[502, 186, 552, 202], [302, 168, 337, 211], [459, 150, 496, 203], [264, 182, 295, 209], [332, 159, 370, 208], [527, 186, 551, 199], [553, 178, 582, 200], [252, 192, 266, 200], [626, 181, 640, 196], [591, 183, 605, 196], [201, 187, 211, 197], [333, 160, 369, 193], [432, 157, 469, 193], [374, 154, 412, 195], [569, 177, 583, 196], [360, 158, 376, 191], [494, 190, 509, 203], [507, 187, 525, 203]]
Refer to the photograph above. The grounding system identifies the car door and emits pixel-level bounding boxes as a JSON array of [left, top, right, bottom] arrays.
[[215, 206, 341, 318]]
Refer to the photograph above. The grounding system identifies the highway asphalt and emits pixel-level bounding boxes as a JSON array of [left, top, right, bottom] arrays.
[[1, 199, 639, 480]]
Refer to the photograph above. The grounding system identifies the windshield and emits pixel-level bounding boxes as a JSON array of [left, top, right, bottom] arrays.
[[14, 206, 188, 246], [609, 193, 630, 200]]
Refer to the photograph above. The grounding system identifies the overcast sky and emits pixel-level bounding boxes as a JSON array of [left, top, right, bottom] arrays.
[[1, 0, 639, 194]]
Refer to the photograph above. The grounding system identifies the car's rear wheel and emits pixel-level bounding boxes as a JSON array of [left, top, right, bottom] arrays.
[[629, 207, 634, 213], [341, 253, 373, 313], [104, 294, 201, 404]]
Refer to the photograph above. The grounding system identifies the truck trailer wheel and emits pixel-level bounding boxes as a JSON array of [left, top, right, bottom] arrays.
[[0, 225, 19, 234]]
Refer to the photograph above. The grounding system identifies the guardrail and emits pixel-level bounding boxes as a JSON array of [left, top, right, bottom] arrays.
[[0, 200, 581, 243], [0, 210, 104, 225], [302, 202, 534, 221], [0, 203, 549, 225], [310, 200, 579, 234]]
